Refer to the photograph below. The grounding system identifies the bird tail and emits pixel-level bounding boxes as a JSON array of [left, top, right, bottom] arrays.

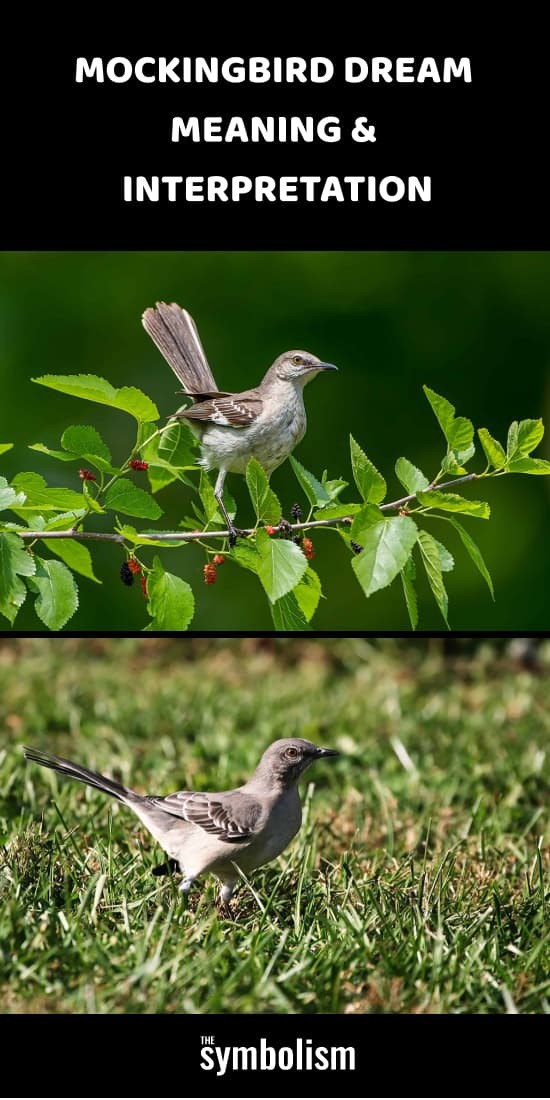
[[23, 746, 137, 805], [141, 301, 218, 395]]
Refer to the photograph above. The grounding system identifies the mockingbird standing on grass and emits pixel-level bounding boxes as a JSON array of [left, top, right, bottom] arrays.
[[141, 302, 338, 542], [24, 739, 338, 917]]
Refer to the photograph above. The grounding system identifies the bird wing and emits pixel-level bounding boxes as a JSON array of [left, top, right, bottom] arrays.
[[146, 790, 263, 844], [179, 391, 263, 429], [142, 302, 219, 393]]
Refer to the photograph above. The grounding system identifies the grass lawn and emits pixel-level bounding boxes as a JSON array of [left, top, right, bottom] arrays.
[[0, 637, 548, 1014]]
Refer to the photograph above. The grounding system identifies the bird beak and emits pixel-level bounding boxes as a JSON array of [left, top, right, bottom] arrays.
[[316, 747, 339, 757], [316, 362, 338, 371]]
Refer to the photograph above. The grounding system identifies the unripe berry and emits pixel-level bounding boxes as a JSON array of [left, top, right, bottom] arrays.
[[129, 459, 149, 471], [213, 554, 226, 566], [127, 557, 141, 574], [265, 526, 277, 536], [302, 537, 315, 561], [203, 563, 217, 585], [140, 574, 148, 599], [79, 468, 96, 482]]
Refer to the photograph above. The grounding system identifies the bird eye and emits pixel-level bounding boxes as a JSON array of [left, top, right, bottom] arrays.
[[292, 355, 303, 366], [286, 746, 299, 759]]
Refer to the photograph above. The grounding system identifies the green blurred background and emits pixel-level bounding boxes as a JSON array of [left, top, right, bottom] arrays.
[[0, 251, 549, 631]]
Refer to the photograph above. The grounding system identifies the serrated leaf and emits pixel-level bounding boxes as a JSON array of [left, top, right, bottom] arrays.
[[478, 428, 507, 469], [395, 457, 430, 495], [293, 567, 322, 622], [61, 425, 112, 463], [400, 555, 418, 630], [146, 556, 195, 630], [42, 539, 100, 583], [313, 502, 361, 522], [104, 479, 162, 520], [142, 421, 199, 492], [506, 457, 550, 475], [11, 472, 84, 512], [441, 442, 476, 475], [29, 443, 79, 462], [27, 556, 79, 630], [0, 476, 27, 512], [230, 543, 261, 574], [350, 504, 385, 540], [33, 374, 159, 423], [416, 490, 490, 519], [423, 386, 455, 436], [321, 472, 349, 501], [82, 482, 105, 513], [246, 458, 281, 524], [433, 537, 454, 572], [350, 436, 386, 504], [351, 516, 418, 598], [516, 418, 545, 456], [271, 592, 310, 631], [289, 456, 330, 509], [507, 421, 519, 460], [418, 529, 449, 628], [0, 444, 14, 457], [447, 416, 474, 452], [439, 515, 494, 600], [0, 532, 36, 624], [256, 528, 308, 604], [134, 530, 188, 548], [39, 510, 88, 531]]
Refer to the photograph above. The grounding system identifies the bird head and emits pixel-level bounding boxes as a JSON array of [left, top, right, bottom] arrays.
[[271, 351, 338, 385], [253, 737, 339, 789]]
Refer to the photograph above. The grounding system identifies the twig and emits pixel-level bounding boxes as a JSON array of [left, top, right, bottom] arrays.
[[16, 473, 478, 544]]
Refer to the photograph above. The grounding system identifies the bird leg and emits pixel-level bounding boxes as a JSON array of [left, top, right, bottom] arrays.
[[214, 468, 242, 547], [179, 875, 196, 894], [218, 881, 236, 920]]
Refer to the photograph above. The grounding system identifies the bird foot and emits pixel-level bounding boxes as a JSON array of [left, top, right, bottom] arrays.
[[228, 526, 246, 548]]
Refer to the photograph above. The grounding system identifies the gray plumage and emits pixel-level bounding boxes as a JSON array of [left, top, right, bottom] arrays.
[[23, 738, 338, 916], [141, 302, 337, 539]]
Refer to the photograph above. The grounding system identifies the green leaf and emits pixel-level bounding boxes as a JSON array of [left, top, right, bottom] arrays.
[[33, 374, 159, 423], [350, 436, 386, 504], [146, 556, 195, 630], [230, 543, 261, 574], [11, 472, 85, 512], [350, 504, 385, 540], [440, 515, 494, 600], [441, 442, 476, 475], [416, 490, 490, 519], [199, 472, 236, 525], [289, 456, 330, 509], [507, 421, 519, 460], [321, 471, 349, 501], [116, 522, 188, 548], [42, 539, 100, 583], [516, 418, 545, 456], [256, 528, 308, 604], [313, 502, 361, 522], [395, 457, 430, 495], [351, 516, 418, 597], [0, 532, 36, 624], [104, 479, 163, 520], [478, 428, 507, 469], [447, 417, 474, 452], [271, 592, 310, 631], [0, 444, 14, 457], [423, 386, 473, 453], [423, 386, 455, 437], [0, 476, 27, 512], [29, 443, 79, 462], [61, 425, 112, 463], [400, 556, 418, 630], [27, 556, 79, 630], [418, 529, 449, 628], [506, 457, 550, 475], [433, 537, 454, 572], [246, 458, 281, 524], [82, 482, 105, 513], [293, 567, 323, 622], [35, 509, 87, 531], [142, 421, 199, 492]]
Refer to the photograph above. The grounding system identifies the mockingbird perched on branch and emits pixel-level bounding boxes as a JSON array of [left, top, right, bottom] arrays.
[[24, 738, 338, 917], [141, 302, 337, 542]]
